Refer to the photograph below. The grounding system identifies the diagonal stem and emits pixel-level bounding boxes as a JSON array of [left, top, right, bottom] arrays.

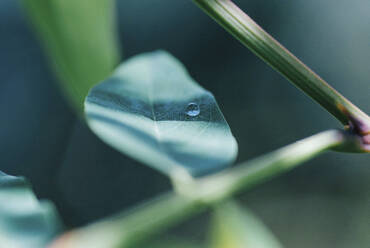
[[50, 130, 349, 248], [178, 130, 348, 202], [192, 0, 370, 139]]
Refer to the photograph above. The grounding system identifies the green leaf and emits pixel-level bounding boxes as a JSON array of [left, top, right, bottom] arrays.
[[210, 201, 283, 248], [85, 50, 237, 177], [0, 171, 63, 248], [22, 0, 120, 113]]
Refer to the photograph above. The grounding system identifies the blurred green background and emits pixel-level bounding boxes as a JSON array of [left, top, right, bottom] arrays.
[[0, 0, 369, 247]]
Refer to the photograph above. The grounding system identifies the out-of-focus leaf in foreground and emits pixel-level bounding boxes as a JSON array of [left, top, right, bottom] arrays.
[[85, 51, 237, 177], [142, 238, 205, 248], [210, 201, 283, 248], [0, 171, 63, 248], [22, 0, 120, 113]]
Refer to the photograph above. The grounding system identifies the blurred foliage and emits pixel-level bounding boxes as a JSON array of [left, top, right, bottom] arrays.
[[0, 171, 62, 248], [143, 239, 205, 248], [209, 201, 282, 248], [22, 0, 120, 113]]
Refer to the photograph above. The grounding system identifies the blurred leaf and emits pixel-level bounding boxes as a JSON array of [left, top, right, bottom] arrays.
[[210, 201, 283, 248], [0, 171, 63, 248], [22, 0, 120, 113], [149, 243, 203, 248], [142, 238, 205, 248], [84, 50, 237, 177]]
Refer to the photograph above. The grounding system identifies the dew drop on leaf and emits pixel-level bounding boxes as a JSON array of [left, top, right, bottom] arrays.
[[85, 51, 238, 176], [186, 102, 200, 117]]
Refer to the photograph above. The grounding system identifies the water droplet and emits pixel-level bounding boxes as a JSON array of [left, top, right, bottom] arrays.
[[186, 102, 200, 117]]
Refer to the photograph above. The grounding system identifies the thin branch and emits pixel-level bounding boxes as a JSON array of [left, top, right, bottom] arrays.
[[182, 130, 347, 202], [192, 0, 370, 138], [50, 193, 204, 248], [50, 130, 347, 248]]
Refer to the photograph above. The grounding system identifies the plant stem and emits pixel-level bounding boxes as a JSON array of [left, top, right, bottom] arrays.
[[50, 130, 347, 248], [50, 193, 205, 248], [192, 0, 370, 134], [187, 130, 346, 202]]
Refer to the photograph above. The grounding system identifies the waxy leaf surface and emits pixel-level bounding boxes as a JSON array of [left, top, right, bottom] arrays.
[[85, 51, 237, 176]]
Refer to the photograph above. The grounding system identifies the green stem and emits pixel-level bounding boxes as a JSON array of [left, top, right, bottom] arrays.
[[50, 193, 205, 248], [186, 130, 346, 202], [192, 0, 370, 133], [50, 130, 346, 248]]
